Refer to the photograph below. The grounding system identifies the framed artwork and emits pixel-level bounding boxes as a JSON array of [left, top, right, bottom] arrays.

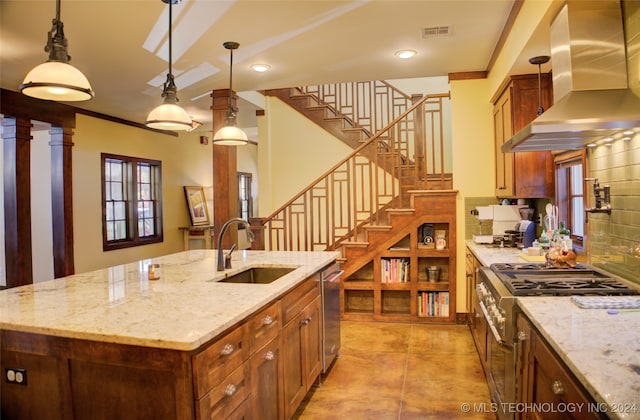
[[184, 186, 210, 226]]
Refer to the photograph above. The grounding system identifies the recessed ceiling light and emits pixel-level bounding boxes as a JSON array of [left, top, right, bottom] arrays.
[[395, 50, 417, 59], [251, 64, 271, 73]]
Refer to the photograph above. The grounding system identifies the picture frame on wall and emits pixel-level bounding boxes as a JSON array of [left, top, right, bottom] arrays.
[[184, 186, 210, 226]]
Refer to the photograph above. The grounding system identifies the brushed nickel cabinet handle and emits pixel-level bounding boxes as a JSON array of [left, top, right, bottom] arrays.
[[264, 350, 275, 361], [551, 380, 565, 396], [517, 331, 528, 341], [224, 383, 237, 397], [262, 315, 274, 326], [220, 343, 235, 356]]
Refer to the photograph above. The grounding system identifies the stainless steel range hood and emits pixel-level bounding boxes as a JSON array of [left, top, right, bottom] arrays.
[[502, 0, 640, 152]]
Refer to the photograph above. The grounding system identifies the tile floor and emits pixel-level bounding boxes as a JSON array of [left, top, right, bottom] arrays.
[[294, 321, 495, 419]]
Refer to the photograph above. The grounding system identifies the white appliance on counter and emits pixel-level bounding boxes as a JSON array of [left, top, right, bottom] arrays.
[[491, 205, 526, 236]]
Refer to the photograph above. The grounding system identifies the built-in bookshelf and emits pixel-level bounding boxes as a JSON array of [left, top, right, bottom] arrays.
[[341, 191, 457, 323]]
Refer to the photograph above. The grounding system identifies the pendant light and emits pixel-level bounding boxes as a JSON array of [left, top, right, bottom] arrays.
[[20, 0, 94, 101], [213, 42, 248, 145], [145, 0, 192, 131], [529, 55, 550, 116]]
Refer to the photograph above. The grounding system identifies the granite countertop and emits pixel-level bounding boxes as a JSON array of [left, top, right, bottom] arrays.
[[518, 297, 640, 420], [465, 240, 526, 266], [0, 250, 339, 351], [466, 240, 640, 419]]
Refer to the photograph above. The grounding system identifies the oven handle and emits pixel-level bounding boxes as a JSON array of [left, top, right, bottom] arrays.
[[479, 301, 513, 352]]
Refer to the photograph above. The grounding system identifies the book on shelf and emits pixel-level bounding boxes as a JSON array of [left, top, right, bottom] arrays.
[[417, 291, 449, 317], [381, 258, 409, 283]]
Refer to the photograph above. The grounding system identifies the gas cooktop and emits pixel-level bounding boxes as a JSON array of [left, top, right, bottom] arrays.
[[489, 263, 639, 296]]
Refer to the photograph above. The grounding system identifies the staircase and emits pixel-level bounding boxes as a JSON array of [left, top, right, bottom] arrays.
[[252, 82, 453, 283]]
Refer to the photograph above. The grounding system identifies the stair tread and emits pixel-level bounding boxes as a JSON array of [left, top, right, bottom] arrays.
[[342, 241, 369, 247], [364, 225, 392, 230]]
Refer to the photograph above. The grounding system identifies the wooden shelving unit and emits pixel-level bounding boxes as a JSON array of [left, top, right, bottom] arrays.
[[342, 192, 457, 323]]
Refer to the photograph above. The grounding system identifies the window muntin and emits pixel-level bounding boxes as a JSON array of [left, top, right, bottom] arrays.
[[238, 172, 253, 222], [102, 154, 162, 250]]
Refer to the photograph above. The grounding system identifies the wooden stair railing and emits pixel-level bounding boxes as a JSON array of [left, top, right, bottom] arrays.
[[250, 92, 450, 254], [265, 81, 418, 161]]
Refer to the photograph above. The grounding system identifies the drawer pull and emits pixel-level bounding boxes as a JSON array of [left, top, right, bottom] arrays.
[[517, 331, 528, 342], [264, 350, 275, 361], [220, 343, 235, 356], [551, 380, 565, 396], [300, 319, 309, 326], [224, 383, 237, 397], [262, 315, 274, 326]]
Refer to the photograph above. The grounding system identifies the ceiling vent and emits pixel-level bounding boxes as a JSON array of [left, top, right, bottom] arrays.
[[421, 26, 451, 38]]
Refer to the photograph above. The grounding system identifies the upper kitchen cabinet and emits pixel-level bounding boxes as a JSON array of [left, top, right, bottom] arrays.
[[493, 74, 555, 198]]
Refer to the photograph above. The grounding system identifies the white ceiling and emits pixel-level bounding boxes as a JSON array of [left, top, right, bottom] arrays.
[[0, 0, 553, 136]]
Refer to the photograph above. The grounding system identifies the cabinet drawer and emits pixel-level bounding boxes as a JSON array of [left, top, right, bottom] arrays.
[[281, 275, 320, 325], [193, 324, 248, 399], [248, 300, 281, 355], [195, 362, 250, 420], [531, 333, 595, 412]]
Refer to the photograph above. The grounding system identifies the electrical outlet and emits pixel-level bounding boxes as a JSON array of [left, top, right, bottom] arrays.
[[5, 368, 27, 385]]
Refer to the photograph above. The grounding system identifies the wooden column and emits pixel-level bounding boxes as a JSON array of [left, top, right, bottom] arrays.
[[212, 89, 239, 249], [49, 126, 75, 277], [2, 117, 33, 287]]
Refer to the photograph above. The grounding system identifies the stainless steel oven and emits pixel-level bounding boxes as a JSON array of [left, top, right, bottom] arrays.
[[477, 262, 638, 420]]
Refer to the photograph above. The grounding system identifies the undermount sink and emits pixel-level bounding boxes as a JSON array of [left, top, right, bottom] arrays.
[[218, 267, 297, 284]]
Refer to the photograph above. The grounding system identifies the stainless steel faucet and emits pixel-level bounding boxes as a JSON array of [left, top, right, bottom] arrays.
[[216, 218, 254, 271]]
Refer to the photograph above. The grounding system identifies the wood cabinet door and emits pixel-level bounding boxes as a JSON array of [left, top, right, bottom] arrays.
[[250, 336, 283, 420], [524, 321, 599, 420], [301, 296, 322, 388], [281, 295, 322, 419], [494, 88, 514, 197]]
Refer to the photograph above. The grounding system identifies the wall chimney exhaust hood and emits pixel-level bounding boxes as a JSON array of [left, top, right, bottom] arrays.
[[502, 0, 640, 152]]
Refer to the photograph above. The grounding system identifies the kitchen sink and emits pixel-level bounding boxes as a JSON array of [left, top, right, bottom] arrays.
[[218, 267, 297, 284]]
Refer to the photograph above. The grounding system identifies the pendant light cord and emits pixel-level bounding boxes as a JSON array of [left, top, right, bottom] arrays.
[[536, 63, 543, 116], [227, 46, 234, 118], [168, 2, 173, 78]]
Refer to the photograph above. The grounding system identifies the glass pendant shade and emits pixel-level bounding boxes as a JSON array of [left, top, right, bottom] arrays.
[[21, 61, 94, 101], [146, 102, 193, 131], [213, 125, 248, 145]]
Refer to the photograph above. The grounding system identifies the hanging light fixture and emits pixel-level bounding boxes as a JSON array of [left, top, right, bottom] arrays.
[[145, 0, 192, 131], [20, 0, 94, 101], [529, 55, 550, 116], [213, 41, 248, 145]]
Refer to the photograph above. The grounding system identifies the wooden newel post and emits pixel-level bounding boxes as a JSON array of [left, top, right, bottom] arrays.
[[211, 88, 239, 249], [249, 217, 266, 250]]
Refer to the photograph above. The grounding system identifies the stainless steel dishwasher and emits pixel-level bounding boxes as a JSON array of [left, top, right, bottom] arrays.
[[320, 262, 343, 374]]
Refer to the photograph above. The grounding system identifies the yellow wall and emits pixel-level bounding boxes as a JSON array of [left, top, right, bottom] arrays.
[[450, 78, 494, 311], [72, 114, 213, 273], [258, 96, 353, 215]]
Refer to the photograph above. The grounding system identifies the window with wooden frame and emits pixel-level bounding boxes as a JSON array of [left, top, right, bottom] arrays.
[[102, 153, 163, 251], [555, 151, 585, 248], [238, 172, 253, 222]]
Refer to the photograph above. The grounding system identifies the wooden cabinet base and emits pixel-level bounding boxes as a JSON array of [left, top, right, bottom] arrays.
[[1, 331, 193, 420], [1, 274, 326, 420]]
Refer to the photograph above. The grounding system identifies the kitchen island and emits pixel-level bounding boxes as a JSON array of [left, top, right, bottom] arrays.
[[0, 249, 339, 419], [467, 241, 640, 419]]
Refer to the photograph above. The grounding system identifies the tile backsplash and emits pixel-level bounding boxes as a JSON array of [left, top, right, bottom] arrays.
[[587, 1, 640, 284]]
